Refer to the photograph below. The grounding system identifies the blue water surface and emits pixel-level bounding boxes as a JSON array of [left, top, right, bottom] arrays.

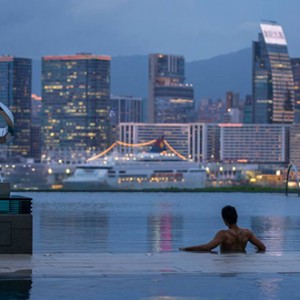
[[2, 191, 300, 300], [29, 191, 300, 254]]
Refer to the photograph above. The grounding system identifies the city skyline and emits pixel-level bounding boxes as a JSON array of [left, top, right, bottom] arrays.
[[1, 1, 300, 61]]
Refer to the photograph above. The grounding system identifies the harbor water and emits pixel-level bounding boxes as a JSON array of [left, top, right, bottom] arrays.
[[2, 191, 300, 299]]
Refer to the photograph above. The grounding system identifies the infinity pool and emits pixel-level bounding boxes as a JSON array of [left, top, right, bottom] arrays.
[[1, 191, 300, 299]]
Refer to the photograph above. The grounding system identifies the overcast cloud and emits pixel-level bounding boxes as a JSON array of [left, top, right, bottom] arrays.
[[0, 0, 299, 61]]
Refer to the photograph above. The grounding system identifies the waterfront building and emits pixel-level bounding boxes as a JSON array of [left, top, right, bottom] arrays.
[[291, 58, 300, 123], [119, 123, 191, 158], [252, 21, 294, 124], [41, 53, 111, 162], [220, 123, 290, 164], [289, 124, 300, 169], [0, 56, 32, 160], [148, 54, 194, 123], [110, 95, 143, 142], [119, 122, 290, 165]]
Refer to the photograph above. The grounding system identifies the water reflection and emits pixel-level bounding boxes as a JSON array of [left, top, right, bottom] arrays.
[[147, 209, 183, 252], [257, 277, 282, 300], [6, 192, 300, 299], [251, 216, 300, 253], [30, 192, 300, 254], [0, 279, 32, 299]]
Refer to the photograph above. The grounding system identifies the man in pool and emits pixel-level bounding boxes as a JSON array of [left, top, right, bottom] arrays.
[[179, 205, 266, 253]]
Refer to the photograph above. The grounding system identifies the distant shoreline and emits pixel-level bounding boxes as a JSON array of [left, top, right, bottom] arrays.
[[11, 186, 294, 194]]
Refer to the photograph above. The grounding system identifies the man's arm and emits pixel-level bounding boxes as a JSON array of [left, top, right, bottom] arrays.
[[248, 231, 266, 251], [179, 231, 224, 252]]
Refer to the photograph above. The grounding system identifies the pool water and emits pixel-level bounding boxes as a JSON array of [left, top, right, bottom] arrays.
[[1, 191, 300, 299]]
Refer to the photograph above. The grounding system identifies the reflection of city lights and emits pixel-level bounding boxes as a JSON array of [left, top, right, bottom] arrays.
[[258, 277, 282, 300]]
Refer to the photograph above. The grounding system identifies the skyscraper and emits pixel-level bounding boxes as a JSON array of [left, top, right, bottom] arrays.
[[0, 56, 32, 160], [291, 58, 300, 123], [148, 54, 194, 123], [31, 94, 42, 162], [41, 54, 111, 162], [252, 21, 294, 124]]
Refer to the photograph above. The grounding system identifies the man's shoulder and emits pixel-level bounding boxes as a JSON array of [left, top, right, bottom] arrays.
[[241, 227, 252, 233], [239, 227, 254, 237], [216, 229, 228, 236]]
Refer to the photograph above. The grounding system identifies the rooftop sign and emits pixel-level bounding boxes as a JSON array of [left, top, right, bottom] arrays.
[[260, 23, 287, 45]]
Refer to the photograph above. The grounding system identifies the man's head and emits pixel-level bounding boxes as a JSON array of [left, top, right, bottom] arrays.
[[222, 205, 238, 225]]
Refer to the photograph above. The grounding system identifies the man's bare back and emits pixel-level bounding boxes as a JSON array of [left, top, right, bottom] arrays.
[[216, 226, 264, 253], [179, 205, 266, 253]]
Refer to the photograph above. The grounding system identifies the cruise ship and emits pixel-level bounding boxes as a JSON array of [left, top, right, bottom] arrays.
[[62, 138, 206, 190]]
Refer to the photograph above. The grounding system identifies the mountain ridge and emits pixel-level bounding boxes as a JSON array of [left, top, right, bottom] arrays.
[[32, 48, 252, 101]]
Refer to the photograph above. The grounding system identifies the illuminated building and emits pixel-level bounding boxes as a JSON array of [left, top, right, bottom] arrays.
[[119, 123, 191, 158], [252, 21, 294, 124], [220, 123, 289, 163], [119, 122, 289, 164], [291, 58, 300, 123], [148, 54, 194, 123], [41, 54, 111, 162], [118, 122, 219, 163], [0, 56, 32, 159], [289, 124, 300, 169]]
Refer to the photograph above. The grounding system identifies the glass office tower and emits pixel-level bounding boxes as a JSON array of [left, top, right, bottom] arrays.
[[41, 54, 111, 162], [148, 54, 194, 123], [291, 58, 300, 123], [0, 56, 32, 160], [252, 22, 294, 124]]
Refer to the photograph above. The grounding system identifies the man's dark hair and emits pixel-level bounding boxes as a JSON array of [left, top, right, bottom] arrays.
[[222, 205, 238, 225]]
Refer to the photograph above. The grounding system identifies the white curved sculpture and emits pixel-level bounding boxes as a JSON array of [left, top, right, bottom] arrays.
[[0, 102, 14, 144]]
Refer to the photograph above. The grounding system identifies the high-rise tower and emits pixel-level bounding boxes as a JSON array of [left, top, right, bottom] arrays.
[[148, 54, 194, 123], [291, 58, 300, 123], [41, 54, 111, 162], [252, 22, 294, 124], [0, 56, 32, 160]]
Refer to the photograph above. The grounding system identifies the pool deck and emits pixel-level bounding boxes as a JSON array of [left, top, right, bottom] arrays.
[[0, 251, 300, 278]]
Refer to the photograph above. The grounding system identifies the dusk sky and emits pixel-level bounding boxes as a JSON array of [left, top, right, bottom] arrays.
[[1, 0, 300, 61]]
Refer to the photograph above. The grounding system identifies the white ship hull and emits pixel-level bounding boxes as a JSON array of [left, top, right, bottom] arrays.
[[63, 153, 206, 191]]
